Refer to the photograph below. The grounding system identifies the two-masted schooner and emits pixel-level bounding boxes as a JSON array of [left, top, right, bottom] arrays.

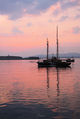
[[37, 26, 71, 68]]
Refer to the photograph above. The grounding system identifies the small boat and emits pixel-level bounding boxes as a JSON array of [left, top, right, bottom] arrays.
[[66, 58, 75, 62]]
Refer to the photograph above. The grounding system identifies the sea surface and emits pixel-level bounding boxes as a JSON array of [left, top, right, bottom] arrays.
[[0, 59, 80, 119]]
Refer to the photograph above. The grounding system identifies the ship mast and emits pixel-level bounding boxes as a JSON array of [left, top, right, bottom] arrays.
[[47, 38, 49, 60], [56, 26, 59, 59]]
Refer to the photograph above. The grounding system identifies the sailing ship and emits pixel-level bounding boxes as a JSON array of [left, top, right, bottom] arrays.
[[37, 26, 71, 68]]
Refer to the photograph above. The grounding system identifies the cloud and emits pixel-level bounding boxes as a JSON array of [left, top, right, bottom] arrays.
[[53, 9, 60, 16], [60, 0, 79, 10], [12, 27, 23, 35], [73, 26, 80, 34], [0, 0, 79, 20], [48, 19, 53, 23], [59, 16, 68, 22], [27, 23, 32, 27], [0, 0, 58, 20], [75, 15, 80, 19], [0, 0, 34, 20]]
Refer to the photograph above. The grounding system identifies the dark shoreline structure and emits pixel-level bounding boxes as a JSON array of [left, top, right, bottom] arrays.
[[0, 56, 39, 60], [23, 57, 39, 60], [0, 56, 23, 60]]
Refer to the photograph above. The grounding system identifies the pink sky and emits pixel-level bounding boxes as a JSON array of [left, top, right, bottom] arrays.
[[0, 0, 80, 56]]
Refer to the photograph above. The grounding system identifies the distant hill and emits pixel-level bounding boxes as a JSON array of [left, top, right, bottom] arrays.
[[0, 56, 23, 60], [23, 56, 39, 60], [36, 53, 80, 58], [0, 56, 39, 60], [59, 53, 80, 58], [0, 53, 80, 60]]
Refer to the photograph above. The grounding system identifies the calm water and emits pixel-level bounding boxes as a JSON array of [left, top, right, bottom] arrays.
[[0, 59, 80, 119]]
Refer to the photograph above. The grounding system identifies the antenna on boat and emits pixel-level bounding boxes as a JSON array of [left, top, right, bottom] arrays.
[[56, 25, 59, 59], [47, 38, 49, 60]]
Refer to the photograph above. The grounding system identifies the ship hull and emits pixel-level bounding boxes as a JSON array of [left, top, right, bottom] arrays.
[[54, 62, 71, 68], [37, 61, 55, 67], [37, 60, 71, 68]]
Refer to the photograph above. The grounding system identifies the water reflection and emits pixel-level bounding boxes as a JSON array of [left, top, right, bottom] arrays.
[[0, 60, 80, 119], [46, 67, 60, 97], [46, 68, 49, 89], [56, 68, 60, 97]]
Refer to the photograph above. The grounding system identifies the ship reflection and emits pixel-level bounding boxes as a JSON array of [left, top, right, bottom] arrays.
[[46, 68, 50, 98], [46, 67, 60, 97], [46, 68, 49, 89], [56, 68, 60, 96], [38, 67, 71, 98]]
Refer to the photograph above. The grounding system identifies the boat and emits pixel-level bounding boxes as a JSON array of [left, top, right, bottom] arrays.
[[37, 26, 71, 68], [66, 58, 75, 62]]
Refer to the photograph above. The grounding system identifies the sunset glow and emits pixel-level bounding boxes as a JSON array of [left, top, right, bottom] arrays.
[[0, 0, 80, 56]]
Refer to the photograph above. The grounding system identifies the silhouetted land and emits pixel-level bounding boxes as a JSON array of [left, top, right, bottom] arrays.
[[0, 56, 39, 60], [0, 56, 23, 60], [37, 53, 80, 58], [0, 53, 80, 60], [23, 57, 39, 60]]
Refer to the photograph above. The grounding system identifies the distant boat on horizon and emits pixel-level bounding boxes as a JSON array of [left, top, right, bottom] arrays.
[[66, 58, 75, 62]]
